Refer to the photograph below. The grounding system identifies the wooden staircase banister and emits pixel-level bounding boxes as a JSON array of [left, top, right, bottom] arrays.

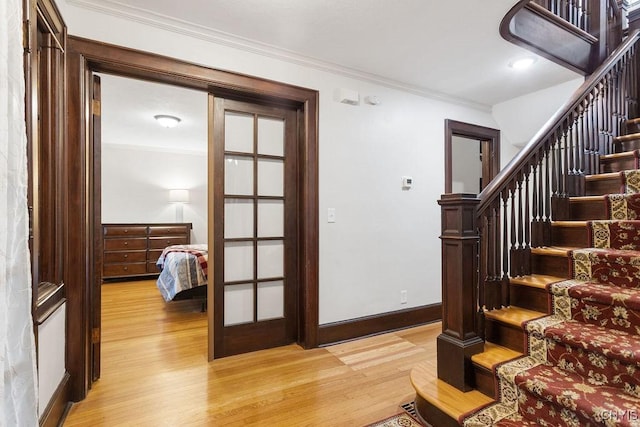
[[437, 28, 640, 394], [478, 29, 640, 216]]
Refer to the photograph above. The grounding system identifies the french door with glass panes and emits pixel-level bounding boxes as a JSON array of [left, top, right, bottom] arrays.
[[210, 97, 298, 358]]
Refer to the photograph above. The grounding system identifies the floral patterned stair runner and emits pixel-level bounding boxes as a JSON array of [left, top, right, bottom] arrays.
[[587, 220, 640, 250], [462, 193, 640, 426], [606, 194, 640, 220], [622, 170, 640, 194]]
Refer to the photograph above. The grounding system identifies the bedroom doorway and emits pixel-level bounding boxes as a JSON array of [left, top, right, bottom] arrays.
[[66, 36, 319, 397]]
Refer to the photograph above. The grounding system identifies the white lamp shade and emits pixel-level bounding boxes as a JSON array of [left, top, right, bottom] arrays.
[[169, 189, 189, 203]]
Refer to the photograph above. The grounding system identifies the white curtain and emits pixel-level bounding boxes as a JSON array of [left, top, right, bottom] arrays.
[[0, 0, 39, 425]]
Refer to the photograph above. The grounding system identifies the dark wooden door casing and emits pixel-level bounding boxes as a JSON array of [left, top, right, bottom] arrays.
[[444, 119, 501, 195], [65, 36, 319, 400]]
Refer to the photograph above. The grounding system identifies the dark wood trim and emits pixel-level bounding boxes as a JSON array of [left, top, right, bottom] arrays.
[[66, 36, 319, 397], [318, 303, 441, 345], [414, 394, 461, 427], [35, 282, 65, 325], [39, 372, 71, 427], [444, 119, 500, 194]]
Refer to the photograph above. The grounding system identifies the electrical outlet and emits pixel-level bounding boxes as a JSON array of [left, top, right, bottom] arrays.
[[400, 290, 407, 304]]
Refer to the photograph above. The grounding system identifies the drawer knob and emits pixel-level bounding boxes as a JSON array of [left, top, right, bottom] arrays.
[[123, 266, 128, 271], [124, 242, 128, 246], [125, 229, 128, 233], [123, 254, 128, 258]]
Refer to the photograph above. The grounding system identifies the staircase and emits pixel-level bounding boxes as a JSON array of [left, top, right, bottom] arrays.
[[411, 7, 640, 427]]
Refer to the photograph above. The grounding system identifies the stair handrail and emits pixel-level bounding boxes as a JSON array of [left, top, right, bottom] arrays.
[[478, 29, 640, 215]]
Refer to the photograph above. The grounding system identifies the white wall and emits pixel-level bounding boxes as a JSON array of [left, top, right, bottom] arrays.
[[38, 304, 66, 417], [101, 145, 208, 244], [61, 3, 553, 324], [493, 78, 584, 147]]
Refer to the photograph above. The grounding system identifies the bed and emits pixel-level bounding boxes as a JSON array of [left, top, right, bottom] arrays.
[[155, 244, 208, 302]]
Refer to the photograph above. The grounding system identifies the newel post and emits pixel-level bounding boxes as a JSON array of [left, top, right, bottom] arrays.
[[437, 194, 484, 391]]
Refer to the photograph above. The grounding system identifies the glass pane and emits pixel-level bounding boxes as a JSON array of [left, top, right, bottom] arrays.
[[224, 283, 254, 326], [257, 281, 284, 321], [257, 159, 283, 197], [257, 117, 284, 156], [224, 199, 254, 239], [258, 200, 284, 238], [225, 155, 253, 196], [225, 112, 254, 153], [224, 242, 254, 282], [257, 240, 283, 279]]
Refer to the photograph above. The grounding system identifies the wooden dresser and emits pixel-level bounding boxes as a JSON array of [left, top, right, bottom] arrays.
[[102, 223, 192, 280]]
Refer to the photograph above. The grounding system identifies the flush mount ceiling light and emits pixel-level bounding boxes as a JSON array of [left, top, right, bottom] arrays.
[[154, 114, 181, 128], [509, 56, 537, 70]]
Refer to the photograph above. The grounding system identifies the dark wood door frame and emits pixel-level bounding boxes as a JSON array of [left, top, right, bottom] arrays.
[[444, 119, 500, 194], [66, 36, 319, 400]]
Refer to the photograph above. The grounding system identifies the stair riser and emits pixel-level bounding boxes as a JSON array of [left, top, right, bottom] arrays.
[[550, 225, 588, 247], [568, 199, 607, 221], [472, 365, 495, 399], [530, 254, 570, 277], [600, 156, 637, 173], [484, 318, 525, 353], [616, 138, 640, 152], [509, 284, 548, 313], [586, 177, 622, 195]]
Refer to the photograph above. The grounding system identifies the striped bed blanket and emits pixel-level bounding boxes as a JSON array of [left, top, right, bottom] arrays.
[[156, 244, 208, 301]]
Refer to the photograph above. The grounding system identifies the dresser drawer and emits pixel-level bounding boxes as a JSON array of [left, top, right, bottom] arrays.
[[147, 262, 161, 274], [103, 263, 147, 277], [148, 236, 188, 249], [103, 226, 147, 237], [149, 225, 190, 236], [104, 238, 147, 251], [147, 249, 164, 263], [104, 250, 146, 264]]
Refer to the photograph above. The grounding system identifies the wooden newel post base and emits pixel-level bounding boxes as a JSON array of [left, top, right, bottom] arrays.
[[437, 194, 484, 391]]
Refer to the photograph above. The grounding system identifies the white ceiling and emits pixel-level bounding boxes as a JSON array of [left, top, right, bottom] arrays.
[[84, 0, 582, 150]]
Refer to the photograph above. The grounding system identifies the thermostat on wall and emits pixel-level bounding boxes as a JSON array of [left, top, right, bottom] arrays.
[[402, 176, 413, 189]]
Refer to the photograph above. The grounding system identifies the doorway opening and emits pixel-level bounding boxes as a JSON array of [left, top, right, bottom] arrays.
[[65, 36, 319, 399], [444, 119, 500, 194]]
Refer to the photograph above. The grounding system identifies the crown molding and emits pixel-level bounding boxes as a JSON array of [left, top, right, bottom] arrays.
[[66, 0, 491, 112]]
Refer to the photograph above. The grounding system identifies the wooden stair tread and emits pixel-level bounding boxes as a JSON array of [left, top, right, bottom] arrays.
[[614, 132, 640, 142], [600, 151, 637, 160], [585, 171, 621, 181], [411, 362, 493, 420], [484, 306, 545, 327], [569, 195, 606, 202], [510, 274, 565, 289], [471, 342, 522, 370], [531, 246, 574, 256]]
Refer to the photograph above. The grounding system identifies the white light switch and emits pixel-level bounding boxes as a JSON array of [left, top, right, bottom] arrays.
[[327, 208, 336, 223]]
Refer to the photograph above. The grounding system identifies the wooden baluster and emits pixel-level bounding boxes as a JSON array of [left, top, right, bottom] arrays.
[[502, 190, 510, 291], [437, 194, 483, 392], [510, 184, 519, 277], [531, 158, 540, 247], [523, 169, 531, 277]]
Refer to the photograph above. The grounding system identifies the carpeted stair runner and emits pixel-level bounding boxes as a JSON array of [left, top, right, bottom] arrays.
[[461, 171, 640, 427]]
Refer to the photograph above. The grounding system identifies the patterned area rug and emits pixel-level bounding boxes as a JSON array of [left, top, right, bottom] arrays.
[[461, 171, 640, 426], [365, 413, 423, 427], [366, 401, 425, 427]]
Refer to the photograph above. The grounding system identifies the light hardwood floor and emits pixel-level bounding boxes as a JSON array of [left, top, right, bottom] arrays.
[[64, 280, 440, 426]]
